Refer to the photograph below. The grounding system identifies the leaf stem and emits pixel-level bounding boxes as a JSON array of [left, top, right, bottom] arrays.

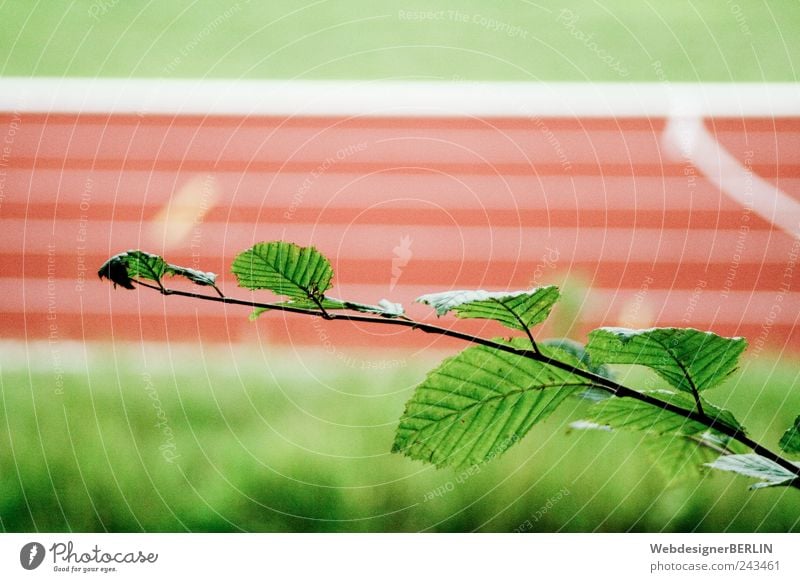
[[310, 296, 332, 319], [132, 280, 800, 488], [691, 390, 707, 418], [490, 297, 540, 355]]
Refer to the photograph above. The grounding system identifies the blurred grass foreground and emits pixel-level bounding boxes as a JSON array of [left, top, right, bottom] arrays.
[[2, 339, 799, 532]]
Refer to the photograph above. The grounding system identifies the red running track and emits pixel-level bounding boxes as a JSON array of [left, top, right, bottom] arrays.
[[2, 113, 799, 350]]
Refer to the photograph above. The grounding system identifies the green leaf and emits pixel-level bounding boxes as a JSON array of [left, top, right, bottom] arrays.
[[248, 297, 405, 321], [98, 254, 137, 289], [644, 432, 747, 482], [416, 286, 559, 332], [706, 454, 800, 490], [335, 298, 405, 318], [392, 341, 599, 468], [539, 338, 614, 403], [570, 412, 747, 483], [98, 250, 166, 288], [577, 390, 743, 436], [167, 264, 218, 287], [645, 434, 721, 482], [586, 327, 747, 394], [779, 415, 800, 455], [248, 298, 347, 320], [231, 241, 333, 300], [571, 391, 748, 483], [541, 338, 613, 380], [249, 307, 269, 321], [98, 250, 218, 289]]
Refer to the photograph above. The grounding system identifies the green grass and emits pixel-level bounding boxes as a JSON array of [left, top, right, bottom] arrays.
[[1, 0, 798, 81], [2, 340, 799, 532]]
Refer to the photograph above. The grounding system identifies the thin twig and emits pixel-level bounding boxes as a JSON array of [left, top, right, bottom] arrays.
[[310, 295, 332, 319], [691, 390, 707, 419], [132, 280, 800, 487], [489, 297, 540, 355]]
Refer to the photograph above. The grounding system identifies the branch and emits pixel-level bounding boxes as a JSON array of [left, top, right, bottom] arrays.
[[134, 280, 800, 487]]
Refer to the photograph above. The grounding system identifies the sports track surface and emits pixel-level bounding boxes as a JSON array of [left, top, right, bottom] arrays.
[[2, 80, 799, 350]]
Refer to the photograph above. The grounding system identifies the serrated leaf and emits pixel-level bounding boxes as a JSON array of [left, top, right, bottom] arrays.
[[645, 435, 720, 482], [98, 250, 167, 288], [416, 286, 559, 332], [248, 298, 348, 320], [587, 327, 747, 394], [779, 415, 800, 455], [644, 431, 747, 483], [567, 419, 745, 479], [580, 390, 743, 436], [749, 481, 794, 490], [375, 299, 404, 317], [167, 265, 218, 287], [97, 254, 137, 289], [337, 298, 405, 317], [706, 454, 800, 489], [541, 338, 613, 380], [232, 241, 333, 300], [392, 341, 599, 468], [248, 297, 405, 321], [540, 338, 614, 402], [98, 250, 218, 289], [249, 307, 269, 321]]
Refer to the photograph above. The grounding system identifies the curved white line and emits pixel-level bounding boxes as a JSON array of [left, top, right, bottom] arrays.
[[663, 112, 800, 239]]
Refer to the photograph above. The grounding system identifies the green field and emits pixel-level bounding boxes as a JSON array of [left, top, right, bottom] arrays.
[[1, 0, 798, 81], [2, 340, 799, 532]]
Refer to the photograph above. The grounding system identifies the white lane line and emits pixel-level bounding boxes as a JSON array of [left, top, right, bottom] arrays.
[[663, 107, 800, 239], [1, 78, 800, 117]]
